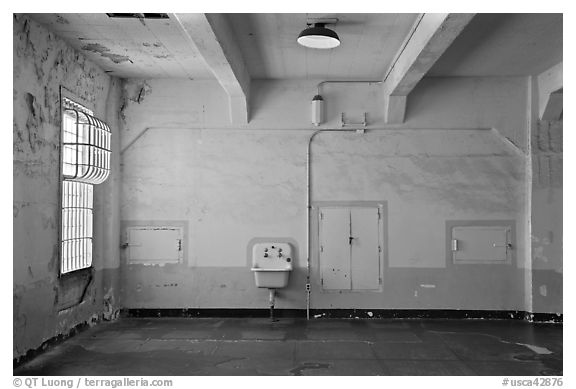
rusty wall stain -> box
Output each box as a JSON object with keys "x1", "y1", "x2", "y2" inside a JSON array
[
  {"x1": 119, "y1": 80, "x2": 153, "y2": 124},
  {"x1": 24, "y1": 93, "x2": 43, "y2": 153}
]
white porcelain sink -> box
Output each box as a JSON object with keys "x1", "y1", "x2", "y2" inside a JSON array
[
  {"x1": 251, "y1": 267, "x2": 292, "y2": 288},
  {"x1": 251, "y1": 243, "x2": 293, "y2": 288}
]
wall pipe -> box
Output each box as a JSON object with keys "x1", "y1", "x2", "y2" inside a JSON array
[
  {"x1": 306, "y1": 128, "x2": 361, "y2": 320},
  {"x1": 306, "y1": 80, "x2": 384, "y2": 319}
]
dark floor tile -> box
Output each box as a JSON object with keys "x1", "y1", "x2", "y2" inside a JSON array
[
  {"x1": 296, "y1": 341, "x2": 374, "y2": 360},
  {"x1": 372, "y1": 331, "x2": 422, "y2": 343},
  {"x1": 160, "y1": 330, "x2": 221, "y2": 340},
  {"x1": 306, "y1": 319, "x2": 353, "y2": 329},
  {"x1": 383, "y1": 360, "x2": 476, "y2": 375},
  {"x1": 15, "y1": 345, "x2": 227, "y2": 376},
  {"x1": 371, "y1": 341, "x2": 459, "y2": 360},
  {"x1": 198, "y1": 357, "x2": 295, "y2": 376},
  {"x1": 78, "y1": 330, "x2": 145, "y2": 340},
  {"x1": 240, "y1": 330, "x2": 287, "y2": 340},
  {"x1": 291, "y1": 359, "x2": 385, "y2": 376},
  {"x1": 367, "y1": 320, "x2": 411, "y2": 330},
  {"x1": 211, "y1": 340, "x2": 295, "y2": 359},
  {"x1": 65, "y1": 339, "x2": 148, "y2": 353},
  {"x1": 440, "y1": 333, "x2": 538, "y2": 361},
  {"x1": 136, "y1": 339, "x2": 218, "y2": 354},
  {"x1": 306, "y1": 329, "x2": 360, "y2": 340},
  {"x1": 466, "y1": 361, "x2": 562, "y2": 376}
]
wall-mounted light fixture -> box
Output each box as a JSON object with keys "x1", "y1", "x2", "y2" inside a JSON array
[
  {"x1": 297, "y1": 22, "x2": 340, "y2": 49},
  {"x1": 311, "y1": 95, "x2": 325, "y2": 126}
]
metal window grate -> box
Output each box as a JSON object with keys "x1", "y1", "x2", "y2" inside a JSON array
[
  {"x1": 60, "y1": 97, "x2": 111, "y2": 275},
  {"x1": 62, "y1": 107, "x2": 111, "y2": 185},
  {"x1": 61, "y1": 181, "x2": 93, "y2": 274}
]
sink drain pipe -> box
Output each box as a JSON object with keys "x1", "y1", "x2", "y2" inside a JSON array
[
  {"x1": 269, "y1": 288, "x2": 277, "y2": 322},
  {"x1": 306, "y1": 128, "x2": 363, "y2": 320}
]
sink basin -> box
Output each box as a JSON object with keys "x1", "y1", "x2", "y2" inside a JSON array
[
  {"x1": 251, "y1": 242, "x2": 293, "y2": 288},
  {"x1": 251, "y1": 267, "x2": 292, "y2": 288}
]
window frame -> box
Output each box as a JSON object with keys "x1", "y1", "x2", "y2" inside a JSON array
[{"x1": 58, "y1": 88, "x2": 97, "y2": 277}]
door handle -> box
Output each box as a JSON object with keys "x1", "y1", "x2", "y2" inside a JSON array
[
  {"x1": 121, "y1": 243, "x2": 141, "y2": 249},
  {"x1": 349, "y1": 236, "x2": 355, "y2": 245},
  {"x1": 493, "y1": 243, "x2": 512, "y2": 249}
]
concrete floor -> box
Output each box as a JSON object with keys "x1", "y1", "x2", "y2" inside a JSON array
[{"x1": 14, "y1": 318, "x2": 562, "y2": 376}]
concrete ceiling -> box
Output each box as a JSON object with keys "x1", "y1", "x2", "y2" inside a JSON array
[
  {"x1": 28, "y1": 13, "x2": 214, "y2": 79},
  {"x1": 429, "y1": 13, "x2": 563, "y2": 77},
  {"x1": 28, "y1": 13, "x2": 563, "y2": 80},
  {"x1": 227, "y1": 13, "x2": 420, "y2": 79}
]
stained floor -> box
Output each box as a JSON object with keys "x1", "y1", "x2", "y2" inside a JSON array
[{"x1": 14, "y1": 318, "x2": 562, "y2": 376}]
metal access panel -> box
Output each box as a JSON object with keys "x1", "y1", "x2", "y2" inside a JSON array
[
  {"x1": 127, "y1": 226, "x2": 183, "y2": 265},
  {"x1": 452, "y1": 225, "x2": 511, "y2": 264},
  {"x1": 319, "y1": 208, "x2": 351, "y2": 290},
  {"x1": 350, "y1": 208, "x2": 381, "y2": 290}
]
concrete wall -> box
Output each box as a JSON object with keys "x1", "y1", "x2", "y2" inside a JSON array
[
  {"x1": 120, "y1": 77, "x2": 531, "y2": 311},
  {"x1": 13, "y1": 14, "x2": 122, "y2": 359},
  {"x1": 531, "y1": 119, "x2": 562, "y2": 314}
]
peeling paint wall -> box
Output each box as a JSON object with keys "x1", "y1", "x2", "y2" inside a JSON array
[
  {"x1": 531, "y1": 119, "x2": 562, "y2": 314},
  {"x1": 13, "y1": 14, "x2": 122, "y2": 359},
  {"x1": 120, "y1": 77, "x2": 529, "y2": 311}
]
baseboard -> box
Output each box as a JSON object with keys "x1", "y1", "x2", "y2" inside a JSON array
[
  {"x1": 123, "y1": 308, "x2": 307, "y2": 318},
  {"x1": 122, "y1": 308, "x2": 563, "y2": 322},
  {"x1": 527, "y1": 312, "x2": 564, "y2": 323}
]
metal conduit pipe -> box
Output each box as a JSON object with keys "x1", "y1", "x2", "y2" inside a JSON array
[
  {"x1": 306, "y1": 128, "x2": 362, "y2": 320},
  {"x1": 316, "y1": 80, "x2": 382, "y2": 96}
]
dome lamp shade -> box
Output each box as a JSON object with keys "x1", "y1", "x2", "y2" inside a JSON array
[{"x1": 297, "y1": 23, "x2": 340, "y2": 49}]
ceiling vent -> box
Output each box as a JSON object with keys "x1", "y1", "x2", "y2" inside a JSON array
[{"x1": 106, "y1": 13, "x2": 169, "y2": 19}]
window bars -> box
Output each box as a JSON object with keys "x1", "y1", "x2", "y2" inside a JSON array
[
  {"x1": 62, "y1": 107, "x2": 111, "y2": 184},
  {"x1": 61, "y1": 181, "x2": 93, "y2": 274},
  {"x1": 60, "y1": 97, "x2": 111, "y2": 275}
]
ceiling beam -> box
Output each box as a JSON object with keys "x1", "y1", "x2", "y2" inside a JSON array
[
  {"x1": 382, "y1": 13, "x2": 475, "y2": 123},
  {"x1": 538, "y1": 62, "x2": 562, "y2": 121},
  {"x1": 172, "y1": 13, "x2": 251, "y2": 124}
]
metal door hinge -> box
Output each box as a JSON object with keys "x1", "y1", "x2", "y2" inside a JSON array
[
  {"x1": 451, "y1": 239, "x2": 458, "y2": 251},
  {"x1": 378, "y1": 245, "x2": 382, "y2": 253}
]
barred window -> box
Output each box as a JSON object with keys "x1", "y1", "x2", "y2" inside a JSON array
[{"x1": 60, "y1": 96, "x2": 111, "y2": 275}]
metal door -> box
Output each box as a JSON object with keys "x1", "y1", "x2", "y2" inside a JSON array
[
  {"x1": 452, "y1": 226, "x2": 510, "y2": 263},
  {"x1": 319, "y1": 208, "x2": 351, "y2": 290},
  {"x1": 350, "y1": 207, "x2": 381, "y2": 290},
  {"x1": 127, "y1": 226, "x2": 183, "y2": 265},
  {"x1": 319, "y1": 206, "x2": 381, "y2": 290}
]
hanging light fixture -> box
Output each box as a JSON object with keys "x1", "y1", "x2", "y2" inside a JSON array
[{"x1": 297, "y1": 23, "x2": 340, "y2": 49}]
